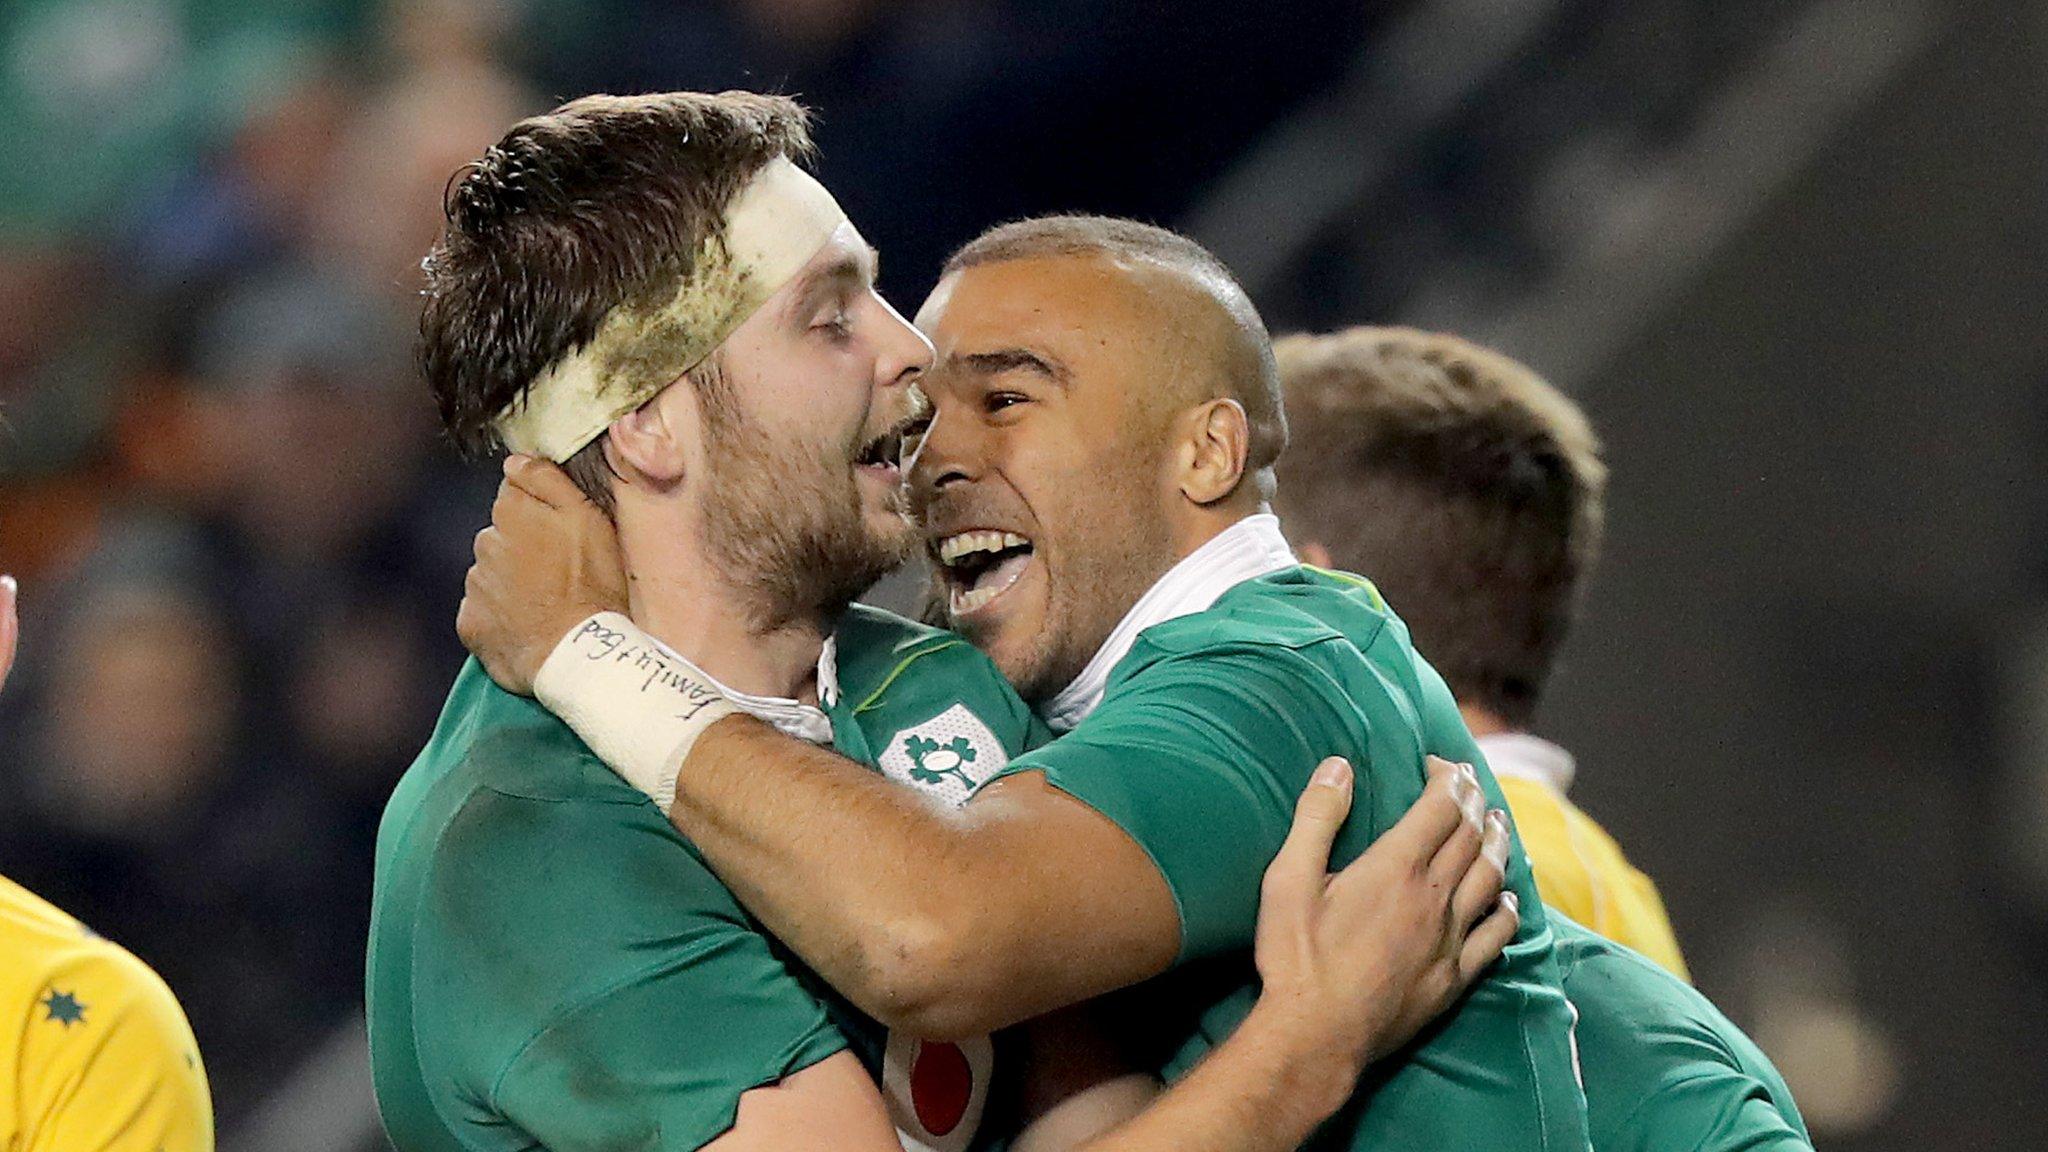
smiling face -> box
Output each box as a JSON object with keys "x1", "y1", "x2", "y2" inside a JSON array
[
  {"x1": 690, "y1": 221, "x2": 935, "y2": 620},
  {"x1": 908, "y1": 254, "x2": 1190, "y2": 701}
]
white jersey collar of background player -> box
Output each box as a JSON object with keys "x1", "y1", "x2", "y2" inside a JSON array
[{"x1": 492, "y1": 157, "x2": 849, "y2": 462}]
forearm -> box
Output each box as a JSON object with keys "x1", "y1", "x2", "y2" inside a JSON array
[
  {"x1": 1074, "y1": 1004, "x2": 1356, "y2": 1152},
  {"x1": 671, "y1": 718, "x2": 1176, "y2": 1036},
  {"x1": 671, "y1": 714, "x2": 999, "y2": 1028},
  {"x1": 530, "y1": 614, "x2": 1178, "y2": 1033}
]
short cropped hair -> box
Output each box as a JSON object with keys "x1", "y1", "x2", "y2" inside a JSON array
[
  {"x1": 1273, "y1": 327, "x2": 1606, "y2": 726},
  {"x1": 944, "y1": 216, "x2": 1286, "y2": 498},
  {"x1": 418, "y1": 91, "x2": 813, "y2": 509}
]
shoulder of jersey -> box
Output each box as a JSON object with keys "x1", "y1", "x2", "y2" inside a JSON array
[
  {"x1": 3, "y1": 880, "x2": 186, "y2": 1023},
  {"x1": 1552, "y1": 916, "x2": 1700, "y2": 1006},
  {"x1": 834, "y1": 604, "x2": 984, "y2": 695},
  {"x1": 442, "y1": 658, "x2": 645, "y2": 806}
]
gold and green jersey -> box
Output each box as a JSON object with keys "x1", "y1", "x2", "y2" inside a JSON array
[
  {"x1": 1494, "y1": 771, "x2": 1691, "y2": 981},
  {"x1": 366, "y1": 605, "x2": 1045, "y2": 1152},
  {"x1": 1555, "y1": 915, "x2": 1809, "y2": 1151},
  {"x1": 0, "y1": 875, "x2": 213, "y2": 1152},
  {"x1": 996, "y1": 566, "x2": 1592, "y2": 1151}
]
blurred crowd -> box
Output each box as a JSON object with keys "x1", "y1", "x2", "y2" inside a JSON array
[
  {"x1": 0, "y1": 0, "x2": 521, "y2": 1122},
  {"x1": 0, "y1": 0, "x2": 1379, "y2": 1128}
]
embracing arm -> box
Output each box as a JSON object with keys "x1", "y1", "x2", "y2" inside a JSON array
[
  {"x1": 457, "y1": 458, "x2": 1175, "y2": 1036},
  {"x1": 664, "y1": 715, "x2": 1178, "y2": 1038},
  {"x1": 656, "y1": 636, "x2": 1403, "y2": 1038},
  {"x1": 455, "y1": 458, "x2": 1455, "y2": 1040}
]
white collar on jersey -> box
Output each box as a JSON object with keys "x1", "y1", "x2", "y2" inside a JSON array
[
  {"x1": 1041, "y1": 512, "x2": 1297, "y2": 733},
  {"x1": 683, "y1": 634, "x2": 839, "y2": 747},
  {"x1": 1475, "y1": 731, "x2": 1577, "y2": 796}
]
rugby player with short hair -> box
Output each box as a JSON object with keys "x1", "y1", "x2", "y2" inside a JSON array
[
  {"x1": 1273, "y1": 328, "x2": 1814, "y2": 1149},
  {"x1": 370, "y1": 92, "x2": 1516, "y2": 1152},
  {"x1": 0, "y1": 576, "x2": 216, "y2": 1152},
  {"x1": 1271, "y1": 326, "x2": 1688, "y2": 978},
  {"x1": 461, "y1": 217, "x2": 1591, "y2": 1150}
]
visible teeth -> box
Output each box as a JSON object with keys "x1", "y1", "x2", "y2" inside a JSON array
[
  {"x1": 937, "y1": 531, "x2": 1030, "y2": 566},
  {"x1": 952, "y1": 584, "x2": 1002, "y2": 614}
]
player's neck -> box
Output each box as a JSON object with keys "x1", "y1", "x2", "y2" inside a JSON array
[
  {"x1": 1165, "y1": 493, "x2": 1269, "y2": 564},
  {"x1": 1459, "y1": 703, "x2": 1517, "y2": 739},
  {"x1": 615, "y1": 508, "x2": 828, "y2": 704}
]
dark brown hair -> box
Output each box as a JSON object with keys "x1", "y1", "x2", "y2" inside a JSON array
[
  {"x1": 943, "y1": 215, "x2": 1287, "y2": 498},
  {"x1": 1273, "y1": 327, "x2": 1606, "y2": 726},
  {"x1": 418, "y1": 91, "x2": 814, "y2": 508}
]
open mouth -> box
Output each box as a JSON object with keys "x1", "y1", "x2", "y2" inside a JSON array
[
  {"x1": 854, "y1": 423, "x2": 908, "y2": 479},
  {"x1": 856, "y1": 427, "x2": 904, "y2": 469},
  {"x1": 935, "y1": 530, "x2": 1035, "y2": 616}
]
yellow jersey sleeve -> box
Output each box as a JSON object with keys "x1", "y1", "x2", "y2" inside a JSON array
[
  {"x1": 5, "y1": 919, "x2": 213, "y2": 1152},
  {"x1": 1496, "y1": 774, "x2": 1692, "y2": 982}
]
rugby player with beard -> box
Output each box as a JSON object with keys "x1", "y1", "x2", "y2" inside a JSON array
[{"x1": 370, "y1": 94, "x2": 1515, "y2": 1152}]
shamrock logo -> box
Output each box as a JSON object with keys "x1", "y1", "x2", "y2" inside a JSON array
[{"x1": 905, "y1": 734, "x2": 980, "y2": 790}]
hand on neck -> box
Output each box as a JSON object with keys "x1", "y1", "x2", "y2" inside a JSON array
[{"x1": 614, "y1": 493, "x2": 831, "y2": 704}]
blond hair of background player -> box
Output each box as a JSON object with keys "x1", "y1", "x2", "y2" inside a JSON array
[{"x1": 1273, "y1": 325, "x2": 1689, "y2": 979}]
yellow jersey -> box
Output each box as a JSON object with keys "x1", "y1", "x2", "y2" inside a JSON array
[
  {"x1": 0, "y1": 875, "x2": 213, "y2": 1152},
  {"x1": 1479, "y1": 733, "x2": 1692, "y2": 981}
]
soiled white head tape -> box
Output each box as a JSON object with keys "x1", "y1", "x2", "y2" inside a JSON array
[{"x1": 494, "y1": 157, "x2": 850, "y2": 461}]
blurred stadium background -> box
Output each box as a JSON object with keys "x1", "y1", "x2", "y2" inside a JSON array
[{"x1": 0, "y1": 0, "x2": 2039, "y2": 1148}]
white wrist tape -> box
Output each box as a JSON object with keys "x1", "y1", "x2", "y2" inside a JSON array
[{"x1": 533, "y1": 612, "x2": 741, "y2": 812}]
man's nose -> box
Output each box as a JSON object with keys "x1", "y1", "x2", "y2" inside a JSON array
[
  {"x1": 873, "y1": 295, "x2": 935, "y2": 393},
  {"x1": 907, "y1": 395, "x2": 978, "y2": 500}
]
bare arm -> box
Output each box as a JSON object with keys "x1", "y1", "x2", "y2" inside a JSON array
[
  {"x1": 670, "y1": 714, "x2": 1178, "y2": 1037},
  {"x1": 459, "y1": 460, "x2": 1176, "y2": 1036},
  {"x1": 704, "y1": 1052, "x2": 905, "y2": 1152},
  {"x1": 457, "y1": 460, "x2": 1494, "y2": 1041},
  {"x1": 718, "y1": 757, "x2": 1522, "y2": 1152}
]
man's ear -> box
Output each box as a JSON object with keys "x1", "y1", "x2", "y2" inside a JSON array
[
  {"x1": 1177, "y1": 398, "x2": 1251, "y2": 506},
  {"x1": 1299, "y1": 540, "x2": 1334, "y2": 568},
  {"x1": 605, "y1": 386, "x2": 694, "y2": 488}
]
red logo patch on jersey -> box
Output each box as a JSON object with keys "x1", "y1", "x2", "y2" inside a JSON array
[
  {"x1": 910, "y1": 1041, "x2": 973, "y2": 1135},
  {"x1": 883, "y1": 1030, "x2": 993, "y2": 1152}
]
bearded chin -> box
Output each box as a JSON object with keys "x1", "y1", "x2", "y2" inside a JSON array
[{"x1": 700, "y1": 427, "x2": 912, "y2": 630}]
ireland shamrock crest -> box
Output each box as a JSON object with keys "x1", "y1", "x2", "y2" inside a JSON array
[
  {"x1": 880, "y1": 705, "x2": 1009, "y2": 806},
  {"x1": 905, "y1": 734, "x2": 980, "y2": 790}
]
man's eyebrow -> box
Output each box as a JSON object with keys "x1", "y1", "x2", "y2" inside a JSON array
[
  {"x1": 783, "y1": 246, "x2": 876, "y2": 319},
  {"x1": 959, "y1": 348, "x2": 1068, "y2": 385}
]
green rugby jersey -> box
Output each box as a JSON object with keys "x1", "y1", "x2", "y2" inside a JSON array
[
  {"x1": 1556, "y1": 916, "x2": 1810, "y2": 1152},
  {"x1": 997, "y1": 565, "x2": 1591, "y2": 1151},
  {"x1": 367, "y1": 605, "x2": 1044, "y2": 1152}
]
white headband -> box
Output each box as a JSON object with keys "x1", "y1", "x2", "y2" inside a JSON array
[{"x1": 493, "y1": 157, "x2": 850, "y2": 461}]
